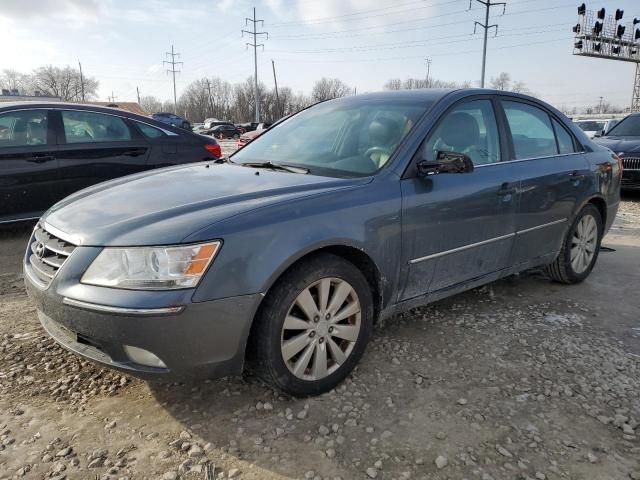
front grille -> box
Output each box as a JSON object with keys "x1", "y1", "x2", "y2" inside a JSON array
[
  {"x1": 621, "y1": 156, "x2": 640, "y2": 170},
  {"x1": 27, "y1": 224, "x2": 76, "y2": 287}
]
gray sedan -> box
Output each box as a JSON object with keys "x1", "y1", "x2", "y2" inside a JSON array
[{"x1": 24, "y1": 89, "x2": 622, "y2": 396}]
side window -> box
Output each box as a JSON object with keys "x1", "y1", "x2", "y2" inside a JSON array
[
  {"x1": 136, "y1": 122, "x2": 165, "y2": 139},
  {"x1": 0, "y1": 110, "x2": 48, "y2": 147},
  {"x1": 552, "y1": 118, "x2": 576, "y2": 154},
  {"x1": 422, "y1": 99, "x2": 500, "y2": 166},
  {"x1": 503, "y1": 101, "x2": 558, "y2": 159},
  {"x1": 61, "y1": 110, "x2": 132, "y2": 144}
]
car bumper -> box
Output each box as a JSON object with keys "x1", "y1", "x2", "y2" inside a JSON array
[
  {"x1": 24, "y1": 255, "x2": 262, "y2": 380},
  {"x1": 621, "y1": 169, "x2": 640, "y2": 190}
]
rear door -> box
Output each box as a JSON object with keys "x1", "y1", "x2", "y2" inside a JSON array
[
  {"x1": 0, "y1": 108, "x2": 59, "y2": 222},
  {"x1": 53, "y1": 109, "x2": 151, "y2": 198},
  {"x1": 498, "y1": 98, "x2": 591, "y2": 265}
]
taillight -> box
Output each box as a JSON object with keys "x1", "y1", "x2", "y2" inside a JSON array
[{"x1": 204, "y1": 143, "x2": 221, "y2": 159}]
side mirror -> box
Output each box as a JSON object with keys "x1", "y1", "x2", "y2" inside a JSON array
[
  {"x1": 595, "y1": 131, "x2": 603, "y2": 138},
  {"x1": 417, "y1": 151, "x2": 474, "y2": 176}
]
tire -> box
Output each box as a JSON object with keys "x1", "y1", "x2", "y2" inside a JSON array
[
  {"x1": 181, "y1": 122, "x2": 190, "y2": 130},
  {"x1": 249, "y1": 253, "x2": 374, "y2": 397},
  {"x1": 545, "y1": 204, "x2": 603, "y2": 284}
]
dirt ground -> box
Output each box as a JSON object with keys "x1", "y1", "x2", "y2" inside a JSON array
[{"x1": 0, "y1": 193, "x2": 639, "y2": 480}]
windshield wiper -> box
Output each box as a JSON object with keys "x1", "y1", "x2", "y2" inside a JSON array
[{"x1": 241, "y1": 161, "x2": 309, "y2": 174}]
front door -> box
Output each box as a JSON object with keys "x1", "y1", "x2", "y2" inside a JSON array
[
  {"x1": 400, "y1": 97, "x2": 519, "y2": 300},
  {"x1": 0, "y1": 108, "x2": 60, "y2": 222},
  {"x1": 52, "y1": 109, "x2": 151, "y2": 199}
]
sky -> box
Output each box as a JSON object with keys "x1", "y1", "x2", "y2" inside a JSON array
[{"x1": 1, "y1": 0, "x2": 639, "y2": 111}]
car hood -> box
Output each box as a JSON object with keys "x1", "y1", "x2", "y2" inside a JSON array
[
  {"x1": 44, "y1": 162, "x2": 370, "y2": 246},
  {"x1": 593, "y1": 136, "x2": 640, "y2": 154}
]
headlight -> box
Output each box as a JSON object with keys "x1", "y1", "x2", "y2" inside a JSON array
[{"x1": 81, "y1": 242, "x2": 221, "y2": 290}]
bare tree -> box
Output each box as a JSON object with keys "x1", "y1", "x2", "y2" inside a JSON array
[
  {"x1": 30, "y1": 65, "x2": 98, "y2": 101},
  {"x1": 0, "y1": 69, "x2": 30, "y2": 94},
  {"x1": 490, "y1": 72, "x2": 511, "y2": 91},
  {"x1": 383, "y1": 77, "x2": 468, "y2": 90},
  {"x1": 311, "y1": 77, "x2": 351, "y2": 102},
  {"x1": 139, "y1": 95, "x2": 163, "y2": 114}
]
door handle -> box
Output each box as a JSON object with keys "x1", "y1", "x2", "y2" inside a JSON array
[
  {"x1": 569, "y1": 170, "x2": 585, "y2": 179},
  {"x1": 497, "y1": 183, "x2": 517, "y2": 196},
  {"x1": 26, "y1": 154, "x2": 55, "y2": 163},
  {"x1": 123, "y1": 149, "x2": 146, "y2": 157}
]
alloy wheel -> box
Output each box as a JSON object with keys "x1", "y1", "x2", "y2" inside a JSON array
[
  {"x1": 570, "y1": 214, "x2": 598, "y2": 274},
  {"x1": 280, "y1": 277, "x2": 361, "y2": 381}
]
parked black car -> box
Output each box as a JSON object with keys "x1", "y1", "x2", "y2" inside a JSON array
[
  {"x1": 594, "y1": 112, "x2": 640, "y2": 190},
  {"x1": 207, "y1": 124, "x2": 242, "y2": 139},
  {"x1": 0, "y1": 102, "x2": 222, "y2": 223}
]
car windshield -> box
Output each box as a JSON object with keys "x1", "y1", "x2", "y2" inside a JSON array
[
  {"x1": 606, "y1": 115, "x2": 640, "y2": 136},
  {"x1": 231, "y1": 99, "x2": 431, "y2": 177},
  {"x1": 576, "y1": 121, "x2": 605, "y2": 131}
]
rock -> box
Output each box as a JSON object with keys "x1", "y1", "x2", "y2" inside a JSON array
[
  {"x1": 380, "y1": 430, "x2": 392, "y2": 440},
  {"x1": 629, "y1": 472, "x2": 640, "y2": 480},
  {"x1": 162, "y1": 472, "x2": 178, "y2": 480},
  {"x1": 326, "y1": 448, "x2": 336, "y2": 458},
  {"x1": 457, "y1": 398, "x2": 468, "y2": 405},
  {"x1": 105, "y1": 421, "x2": 116, "y2": 430},
  {"x1": 435, "y1": 431, "x2": 447, "y2": 440},
  {"x1": 55, "y1": 447, "x2": 72, "y2": 457},
  {"x1": 366, "y1": 467, "x2": 378, "y2": 478},
  {"x1": 435, "y1": 455, "x2": 448, "y2": 469},
  {"x1": 228, "y1": 468, "x2": 241, "y2": 478},
  {"x1": 622, "y1": 424, "x2": 635, "y2": 435},
  {"x1": 496, "y1": 444, "x2": 513, "y2": 458},
  {"x1": 188, "y1": 445, "x2": 203, "y2": 457},
  {"x1": 587, "y1": 452, "x2": 599, "y2": 464},
  {"x1": 319, "y1": 425, "x2": 330, "y2": 435},
  {"x1": 88, "y1": 457, "x2": 105, "y2": 468},
  {"x1": 297, "y1": 409, "x2": 308, "y2": 420},
  {"x1": 535, "y1": 473, "x2": 546, "y2": 480}
]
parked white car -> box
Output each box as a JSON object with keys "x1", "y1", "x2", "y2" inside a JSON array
[{"x1": 574, "y1": 118, "x2": 619, "y2": 138}]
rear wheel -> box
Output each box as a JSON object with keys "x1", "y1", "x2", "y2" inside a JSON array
[
  {"x1": 250, "y1": 253, "x2": 373, "y2": 396},
  {"x1": 545, "y1": 204, "x2": 603, "y2": 284}
]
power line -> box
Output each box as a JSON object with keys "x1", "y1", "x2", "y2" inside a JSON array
[
  {"x1": 242, "y1": 7, "x2": 268, "y2": 123},
  {"x1": 163, "y1": 44, "x2": 183, "y2": 114},
  {"x1": 472, "y1": 0, "x2": 507, "y2": 88}
]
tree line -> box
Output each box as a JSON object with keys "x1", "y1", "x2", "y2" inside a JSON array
[{"x1": 0, "y1": 66, "x2": 99, "y2": 102}]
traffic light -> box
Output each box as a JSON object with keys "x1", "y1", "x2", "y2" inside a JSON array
[
  {"x1": 617, "y1": 25, "x2": 626, "y2": 38},
  {"x1": 593, "y1": 21, "x2": 603, "y2": 35},
  {"x1": 594, "y1": 43, "x2": 602, "y2": 52},
  {"x1": 597, "y1": 8, "x2": 606, "y2": 20},
  {"x1": 577, "y1": 3, "x2": 586, "y2": 15},
  {"x1": 574, "y1": 40, "x2": 584, "y2": 49},
  {"x1": 573, "y1": 23, "x2": 581, "y2": 33},
  {"x1": 636, "y1": 29, "x2": 640, "y2": 40},
  {"x1": 615, "y1": 9, "x2": 624, "y2": 21},
  {"x1": 612, "y1": 46, "x2": 621, "y2": 54}
]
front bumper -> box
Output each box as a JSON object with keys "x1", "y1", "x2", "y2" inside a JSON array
[
  {"x1": 621, "y1": 169, "x2": 640, "y2": 190},
  {"x1": 24, "y1": 239, "x2": 262, "y2": 380}
]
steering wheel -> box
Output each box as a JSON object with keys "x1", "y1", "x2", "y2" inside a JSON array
[{"x1": 364, "y1": 146, "x2": 393, "y2": 159}]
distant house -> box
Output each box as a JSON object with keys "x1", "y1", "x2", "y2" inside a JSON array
[
  {"x1": 86, "y1": 102, "x2": 149, "y2": 116},
  {"x1": 0, "y1": 90, "x2": 62, "y2": 102}
]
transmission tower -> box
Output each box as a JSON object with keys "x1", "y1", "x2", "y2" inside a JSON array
[
  {"x1": 242, "y1": 8, "x2": 268, "y2": 123},
  {"x1": 164, "y1": 44, "x2": 183, "y2": 114},
  {"x1": 471, "y1": 0, "x2": 506, "y2": 88}
]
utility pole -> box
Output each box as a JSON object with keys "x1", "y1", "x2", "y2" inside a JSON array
[
  {"x1": 164, "y1": 44, "x2": 183, "y2": 114},
  {"x1": 136, "y1": 86, "x2": 141, "y2": 104},
  {"x1": 272, "y1": 60, "x2": 280, "y2": 119},
  {"x1": 108, "y1": 91, "x2": 117, "y2": 103},
  {"x1": 78, "y1": 60, "x2": 85, "y2": 102},
  {"x1": 205, "y1": 78, "x2": 215, "y2": 116},
  {"x1": 598, "y1": 96, "x2": 604, "y2": 114},
  {"x1": 472, "y1": 0, "x2": 506, "y2": 88},
  {"x1": 242, "y1": 8, "x2": 268, "y2": 123},
  {"x1": 425, "y1": 57, "x2": 432, "y2": 88}
]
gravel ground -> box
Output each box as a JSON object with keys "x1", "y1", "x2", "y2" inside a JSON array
[{"x1": 0, "y1": 194, "x2": 639, "y2": 480}]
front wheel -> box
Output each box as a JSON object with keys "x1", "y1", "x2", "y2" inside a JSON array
[
  {"x1": 249, "y1": 253, "x2": 373, "y2": 396},
  {"x1": 545, "y1": 204, "x2": 603, "y2": 284}
]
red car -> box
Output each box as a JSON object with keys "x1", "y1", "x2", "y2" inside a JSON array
[{"x1": 236, "y1": 128, "x2": 265, "y2": 149}]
